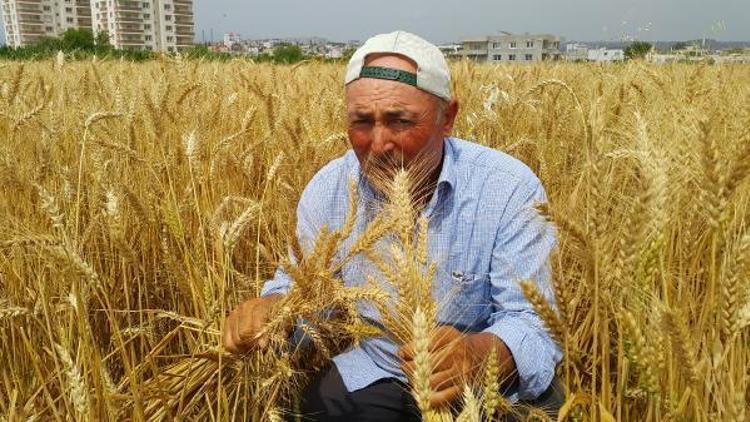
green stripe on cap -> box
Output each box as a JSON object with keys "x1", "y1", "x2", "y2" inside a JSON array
[{"x1": 359, "y1": 66, "x2": 417, "y2": 87}]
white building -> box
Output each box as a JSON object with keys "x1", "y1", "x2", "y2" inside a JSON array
[
  {"x1": 587, "y1": 48, "x2": 624, "y2": 63},
  {"x1": 713, "y1": 53, "x2": 750, "y2": 64},
  {"x1": 564, "y1": 43, "x2": 589, "y2": 61},
  {"x1": 1, "y1": 0, "x2": 92, "y2": 48},
  {"x1": 461, "y1": 32, "x2": 564, "y2": 63},
  {"x1": 91, "y1": 0, "x2": 194, "y2": 52},
  {"x1": 223, "y1": 31, "x2": 240, "y2": 49},
  {"x1": 1, "y1": 0, "x2": 193, "y2": 51},
  {"x1": 325, "y1": 45, "x2": 344, "y2": 59},
  {"x1": 438, "y1": 43, "x2": 462, "y2": 58}
]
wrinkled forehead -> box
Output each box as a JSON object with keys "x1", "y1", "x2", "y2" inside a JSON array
[{"x1": 344, "y1": 75, "x2": 430, "y2": 112}]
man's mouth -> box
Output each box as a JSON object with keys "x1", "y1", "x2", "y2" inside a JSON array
[
  {"x1": 360, "y1": 154, "x2": 406, "y2": 195},
  {"x1": 359, "y1": 150, "x2": 439, "y2": 203}
]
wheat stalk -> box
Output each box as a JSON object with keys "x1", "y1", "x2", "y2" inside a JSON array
[
  {"x1": 520, "y1": 280, "x2": 565, "y2": 346},
  {"x1": 54, "y1": 343, "x2": 90, "y2": 419},
  {"x1": 412, "y1": 307, "x2": 436, "y2": 418}
]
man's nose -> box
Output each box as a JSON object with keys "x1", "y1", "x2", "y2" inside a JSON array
[{"x1": 370, "y1": 123, "x2": 394, "y2": 155}]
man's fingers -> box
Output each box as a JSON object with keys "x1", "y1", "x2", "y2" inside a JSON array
[
  {"x1": 237, "y1": 312, "x2": 257, "y2": 343},
  {"x1": 401, "y1": 327, "x2": 460, "y2": 359},
  {"x1": 400, "y1": 330, "x2": 451, "y2": 360},
  {"x1": 233, "y1": 312, "x2": 251, "y2": 352},
  {"x1": 429, "y1": 326, "x2": 460, "y2": 352},
  {"x1": 429, "y1": 385, "x2": 461, "y2": 408},
  {"x1": 224, "y1": 296, "x2": 285, "y2": 355},
  {"x1": 400, "y1": 340, "x2": 457, "y2": 376},
  {"x1": 256, "y1": 333, "x2": 269, "y2": 349},
  {"x1": 401, "y1": 359, "x2": 415, "y2": 379},
  {"x1": 234, "y1": 303, "x2": 263, "y2": 352},
  {"x1": 223, "y1": 313, "x2": 239, "y2": 353},
  {"x1": 430, "y1": 350, "x2": 454, "y2": 373},
  {"x1": 399, "y1": 342, "x2": 415, "y2": 361},
  {"x1": 429, "y1": 368, "x2": 457, "y2": 392}
]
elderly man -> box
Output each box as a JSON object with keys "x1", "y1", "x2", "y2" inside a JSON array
[{"x1": 224, "y1": 31, "x2": 564, "y2": 420}]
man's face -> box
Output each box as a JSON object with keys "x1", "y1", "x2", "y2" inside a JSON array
[{"x1": 345, "y1": 54, "x2": 457, "y2": 190}]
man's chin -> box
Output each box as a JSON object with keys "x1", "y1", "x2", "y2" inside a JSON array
[{"x1": 360, "y1": 165, "x2": 399, "y2": 196}]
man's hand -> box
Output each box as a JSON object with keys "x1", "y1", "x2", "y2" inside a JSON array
[
  {"x1": 223, "y1": 294, "x2": 284, "y2": 354},
  {"x1": 398, "y1": 326, "x2": 515, "y2": 408}
]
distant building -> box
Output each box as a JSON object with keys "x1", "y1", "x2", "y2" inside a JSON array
[
  {"x1": 438, "y1": 43, "x2": 462, "y2": 58},
  {"x1": 1, "y1": 0, "x2": 92, "y2": 48},
  {"x1": 325, "y1": 44, "x2": 345, "y2": 59},
  {"x1": 680, "y1": 44, "x2": 709, "y2": 56},
  {"x1": 460, "y1": 32, "x2": 564, "y2": 63},
  {"x1": 587, "y1": 48, "x2": 624, "y2": 63},
  {"x1": 1, "y1": 0, "x2": 194, "y2": 52},
  {"x1": 91, "y1": 0, "x2": 195, "y2": 52},
  {"x1": 646, "y1": 52, "x2": 679, "y2": 64},
  {"x1": 647, "y1": 49, "x2": 750, "y2": 64},
  {"x1": 224, "y1": 32, "x2": 240, "y2": 49},
  {"x1": 713, "y1": 53, "x2": 750, "y2": 64},
  {"x1": 564, "y1": 43, "x2": 589, "y2": 61},
  {"x1": 564, "y1": 44, "x2": 624, "y2": 63},
  {"x1": 262, "y1": 39, "x2": 280, "y2": 49}
]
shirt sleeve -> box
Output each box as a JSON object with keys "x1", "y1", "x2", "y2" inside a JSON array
[
  {"x1": 481, "y1": 178, "x2": 563, "y2": 400},
  {"x1": 259, "y1": 169, "x2": 331, "y2": 298}
]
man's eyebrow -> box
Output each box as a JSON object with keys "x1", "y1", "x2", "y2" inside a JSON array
[
  {"x1": 383, "y1": 109, "x2": 416, "y2": 119},
  {"x1": 347, "y1": 108, "x2": 417, "y2": 119},
  {"x1": 348, "y1": 110, "x2": 373, "y2": 119}
]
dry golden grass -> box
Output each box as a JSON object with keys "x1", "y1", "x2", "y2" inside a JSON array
[{"x1": 0, "y1": 57, "x2": 749, "y2": 421}]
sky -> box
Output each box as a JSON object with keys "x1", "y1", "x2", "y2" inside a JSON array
[{"x1": 2, "y1": 0, "x2": 749, "y2": 46}]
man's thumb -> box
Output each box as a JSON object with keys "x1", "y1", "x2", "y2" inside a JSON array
[{"x1": 257, "y1": 335, "x2": 269, "y2": 349}]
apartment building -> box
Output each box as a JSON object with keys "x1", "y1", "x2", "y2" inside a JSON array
[
  {"x1": 1, "y1": 0, "x2": 92, "y2": 48},
  {"x1": 461, "y1": 32, "x2": 564, "y2": 63},
  {"x1": 587, "y1": 48, "x2": 624, "y2": 63},
  {"x1": 1, "y1": 0, "x2": 193, "y2": 51},
  {"x1": 91, "y1": 0, "x2": 193, "y2": 51},
  {"x1": 565, "y1": 42, "x2": 589, "y2": 61},
  {"x1": 564, "y1": 43, "x2": 625, "y2": 63}
]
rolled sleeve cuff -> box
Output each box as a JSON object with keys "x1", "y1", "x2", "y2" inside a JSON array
[
  {"x1": 259, "y1": 273, "x2": 291, "y2": 297},
  {"x1": 482, "y1": 318, "x2": 557, "y2": 401}
]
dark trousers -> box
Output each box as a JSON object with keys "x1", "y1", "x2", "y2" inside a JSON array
[{"x1": 293, "y1": 365, "x2": 565, "y2": 421}]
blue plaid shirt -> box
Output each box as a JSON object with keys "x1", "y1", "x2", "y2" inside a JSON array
[{"x1": 261, "y1": 137, "x2": 562, "y2": 401}]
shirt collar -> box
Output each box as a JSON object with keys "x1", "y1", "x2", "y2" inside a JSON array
[
  {"x1": 424, "y1": 137, "x2": 456, "y2": 215},
  {"x1": 435, "y1": 137, "x2": 457, "y2": 194}
]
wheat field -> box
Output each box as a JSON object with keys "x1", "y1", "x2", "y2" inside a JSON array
[{"x1": 0, "y1": 57, "x2": 749, "y2": 421}]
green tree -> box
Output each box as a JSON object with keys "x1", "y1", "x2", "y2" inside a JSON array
[
  {"x1": 624, "y1": 41, "x2": 653, "y2": 60},
  {"x1": 33, "y1": 36, "x2": 64, "y2": 51},
  {"x1": 95, "y1": 30, "x2": 111, "y2": 47},
  {"x1": 340, "y1": 47, "x2": 356, "y2": 62},
  {"x1": 61, "y1": 28, "x2": 95, "y2": 50},
  {"x1": 672, "y1": 41, "x2": 689, "y2": 51},
  {"x1": 272, "y1": 44, "x2": 304, "y2": 64}
]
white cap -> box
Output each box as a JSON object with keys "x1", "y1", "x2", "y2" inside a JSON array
[{"x1": 345, "y1": 30, "x2": 452, "y2": 101}]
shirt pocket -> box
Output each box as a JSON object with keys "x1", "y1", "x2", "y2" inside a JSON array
[{"x1": 435, "y1": 270, "x2": 492, "y2": 329}]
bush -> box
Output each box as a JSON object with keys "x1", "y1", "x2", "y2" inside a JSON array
[{"x1": 624, "y1": 41, "x2": 653, "y2": 60}]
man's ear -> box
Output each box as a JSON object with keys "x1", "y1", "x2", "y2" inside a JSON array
[{"x1": 441, "y1": 99, "x2": 459, "y2": 137}]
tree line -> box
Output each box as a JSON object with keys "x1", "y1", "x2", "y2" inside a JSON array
[{"x1": 0, "y1": 28, "x2": 355, "y2": 63}]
